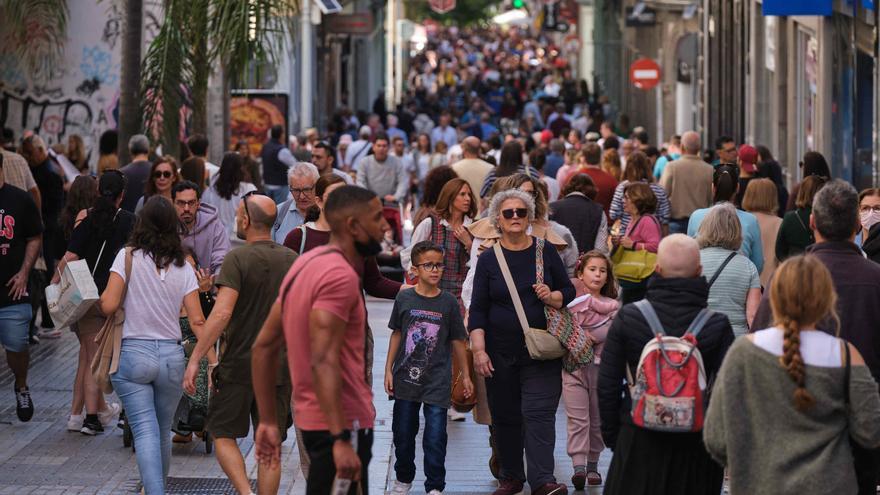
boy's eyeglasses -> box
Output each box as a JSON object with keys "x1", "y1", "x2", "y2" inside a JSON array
[
  {"x1": 415, "y1": 262, "x2": 445, "y2": 271},
  {"x1": 501, "y1": 208, "x2": 528, "y2": 219}
]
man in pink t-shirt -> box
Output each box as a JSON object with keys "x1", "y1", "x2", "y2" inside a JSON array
[{"x1": 251, "y1": 185, "x2": 390, "y2": 494}]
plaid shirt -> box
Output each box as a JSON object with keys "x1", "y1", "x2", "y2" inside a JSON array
[{"x1": 1, "y1": 150, "x2": 36, "y2": 192}]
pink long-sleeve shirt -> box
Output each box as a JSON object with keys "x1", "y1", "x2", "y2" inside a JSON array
[
  {"x1": 568, "y1": 291, "x2": 620, "y2": 363},
  {"x1": 624, "y1": 214, "x2": 662, "y2": 253}
]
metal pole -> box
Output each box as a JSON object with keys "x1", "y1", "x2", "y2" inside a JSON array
[
  {"x1": 386, "y1": 0, "x2": 395, "y2": 109},
  {"x1": 300, "y1": 0, "x2": 314, "y2": 131},
  {"x1": 656, "y1": 49, "x2": 664, "y2": 147},
  {"x1": 875, "y1": 0, "x2": 879, "y2": 186}
]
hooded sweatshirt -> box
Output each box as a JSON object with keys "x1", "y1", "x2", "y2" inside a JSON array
[{"x1": 181, "y1": 203, "x2": 230, "y2": 275}]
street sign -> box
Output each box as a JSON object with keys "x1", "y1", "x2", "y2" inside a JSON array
[
  {"x1": 629, "y1": 58, "x2": 661, "y2": 90},
  {"x1": 314, "y1": 0, "x2": 342, "y2": 15},
  {"x1": 430, "y1": 0, "x2": 456, "y2": 14}
]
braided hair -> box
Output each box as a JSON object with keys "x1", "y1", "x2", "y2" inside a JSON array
[{"x1": 770, "y1": 255, "x2": 839, "y2": 412}]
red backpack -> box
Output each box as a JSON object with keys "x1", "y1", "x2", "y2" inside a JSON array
[{"x1": 626, "y1": 300, "x2": 714, "y2": 432}]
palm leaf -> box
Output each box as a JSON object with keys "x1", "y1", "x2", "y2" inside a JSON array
[{"x1": 0, "y1": 0, "x2": 69, "y2": 82}]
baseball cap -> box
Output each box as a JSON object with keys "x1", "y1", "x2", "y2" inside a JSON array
[
  {"x1": 738, "y1": 144, "x2": 759, "y2": 173},
  {"x1": 540, "y1": 129, "x2": 553, "y2": 144},
  {"x1": 359, "y1": 125, "x2": 372, "y2": 138}
]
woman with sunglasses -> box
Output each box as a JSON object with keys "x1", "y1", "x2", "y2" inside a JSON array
[
  {"x1": 135, "y1": 156, "x2": 180, "y2": 213},
  {"x1": 201, "y1": 152, "x2": 257, "y2": 243},
  {"x1": 469, "y1": 188, "x2": 575, "y2": 495}
]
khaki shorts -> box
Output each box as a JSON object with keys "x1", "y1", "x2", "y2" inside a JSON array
[{"x1": 207, "y1": 380, "x2": 291, "y2": 440}]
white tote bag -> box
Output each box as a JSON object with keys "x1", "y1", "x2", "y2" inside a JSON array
[{"x1": 46, "y1": 259, "x2": 100, "y2": 328}]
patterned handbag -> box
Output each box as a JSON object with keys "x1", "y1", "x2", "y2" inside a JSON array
[{"x1": 535, "y1": 238, "x2": 594, "y2": 371}]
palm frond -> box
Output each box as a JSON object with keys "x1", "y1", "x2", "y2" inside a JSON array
[{"x1": 0, "y1": 0, "x2": 69, "y2": 82}]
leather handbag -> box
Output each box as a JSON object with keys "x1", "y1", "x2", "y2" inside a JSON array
[
  {"x1": 451, "y1": 349, "x2": 477, "y2": 412},
  {"x1": 611, "y1": 215, "x2": 659, "y2": 283},
  {"x1": 494, "y1": 242, "x2": 567, "y2": 360},
  {"x1": 91, "y1": 247, "x2": 132, "y2": 394}
]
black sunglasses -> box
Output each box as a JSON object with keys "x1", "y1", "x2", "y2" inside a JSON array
[
  {"x1": 501, "y1": 208, "x2": 528, "y2": 219},
  {"x1": 153, "y1": 170, "x2": 173, "y2": 179},
  {"x1": 242, "y1": 190, "x2": 260, "y2": 220}
]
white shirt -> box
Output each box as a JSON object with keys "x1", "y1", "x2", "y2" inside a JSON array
[
  {"x1": 205, "y1": 160, "x2": 220, "y2": 181},
  {"x1": 541, "y1": 176, "x2": 560, "y2": 202},
  {"x1": 110, "y1": 249, "x2": 198, "y2": 340},
  {"x1": 344, "y1": 140, "x2": 372, "y2": 171},
  {"x1": 753, "y1": 327, "x2": 842, "y2": 367},
  {"x1": 200, "y1": 180, "x2": 257, "y2": 241}
]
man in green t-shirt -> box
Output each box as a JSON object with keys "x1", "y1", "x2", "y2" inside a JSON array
[{"x1": 184, "y1": 193, "x2": 297, "y2": 495}]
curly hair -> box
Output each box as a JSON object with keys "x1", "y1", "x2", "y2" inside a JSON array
[
  {"x1": 770, "y1": 255, "x2": 839, "y2": 411},
  {"x1": 128, "y1": 196, "x2": 186, "y2": 269},
  {"x1": 488, "y1": 189, "x2": 536, "y2": 230}
]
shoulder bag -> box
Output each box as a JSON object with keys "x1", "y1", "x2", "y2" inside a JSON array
[
  {"x1": 494, "y1": 240, "x2": 567, "y2": 360},
  {"x1": 91, "y1": 246, "x2": 133, "y2": 394},
  {"x1": 707, "y1": 252, "x2": 737, "y2": 288},
  {"x1": 611, "y1": 215, "x2": 659, "y2": 283}
]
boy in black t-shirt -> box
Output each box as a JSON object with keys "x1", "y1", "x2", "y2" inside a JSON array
[
  {"x1": 385, "y1": 241, "x2": 473, "y2": 495},
  {"x1": 0, "y1": 153, "x2": 43, "y2": 422}
]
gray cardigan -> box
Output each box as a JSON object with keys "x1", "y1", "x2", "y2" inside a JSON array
[{"x1": 703, "y1": 337, "x2": 880, "y2": 495}]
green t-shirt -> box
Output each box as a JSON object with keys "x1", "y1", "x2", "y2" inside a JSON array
[{"x1": 215, "y1": 240, "x2": 298, "y2": 384}]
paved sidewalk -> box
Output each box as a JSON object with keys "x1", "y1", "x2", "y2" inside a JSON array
[{"x1": 0, "y1": 299, "x2": 610, "y2": 494}]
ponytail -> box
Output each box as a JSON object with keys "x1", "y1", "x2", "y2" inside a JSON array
[
  {"x1": 781, "y1": 318, "x2": 815, "y2": 411},
  {"x1": 713, "y1": 164, "x2": 739, "y2": 203}
]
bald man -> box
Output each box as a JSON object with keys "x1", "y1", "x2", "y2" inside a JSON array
[
  {"x1": 452, "y1": 136, "x2": 493, "y2": 204},
  {"x1": 596, "y1": 233, "x2": 734, "y2": 493},
  {"x1": 184, "y1": 193, "x2": 298, "y2": 495},
  {"x1": 659, "y1": 131, "x2": 714, "y2": 234}
]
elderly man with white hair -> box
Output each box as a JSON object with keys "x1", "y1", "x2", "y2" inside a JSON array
[
  {"x1": 272, "y1": 161, "x2": 320, "y2": 243},
  {"x1": 659, "y1": 131, "x2": 714, "y2": 235},
  {"x1": 597, "y1": 233, "x2": 734, "y2": 495}
]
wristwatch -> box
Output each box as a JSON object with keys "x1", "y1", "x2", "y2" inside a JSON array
[{"x1": 330, "y1": 430, "x2": 352, "y2": 443}]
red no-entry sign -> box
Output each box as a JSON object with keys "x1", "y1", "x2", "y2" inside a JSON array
[
  {"x1": 430, "y1": 0, "x2": 456, "y2": 14},
  {"x1": 630, "y1": 58, "x2": 661, "y2": 90}
]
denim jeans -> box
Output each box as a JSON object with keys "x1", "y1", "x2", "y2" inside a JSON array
[
  {"x1": 264, "y1": 184, "x2": 290, "y2": 204},
  {"x1": 111, "y1": 339, "x2": 185, "y2": 495},
  {"x1": 392, "y1": 399, "x2": 448, "y2": 492},
  {"x1": 668, "y1": 218, "x2": 690, "y2": 235}
]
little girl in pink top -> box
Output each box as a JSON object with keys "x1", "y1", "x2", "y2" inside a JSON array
[{"x1": 564, "y1": 251, "x2": 620, "y2": 490}]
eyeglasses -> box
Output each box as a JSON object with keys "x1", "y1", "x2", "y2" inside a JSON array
[
  {"x1": 153, "y1": 170, "x2": 173, "y2": 179},
  {"x1": 289, "y1": 186, "x2": 315, "y2": 197},
  {"x1": 860, "y1": 205, "x2": 880, "y2": 213},
  {"x1": 415, "y1": 262, "x2": 445, "y2": 271},
  {"x1": 501, "y1": 208, "x2": 528, "y2": 219},
  {"x1": 242, "y1": 190, "x2": 259, "y2": 220},
  {"x1": 175, "y1": 199, "x2": 198, "y2": 209}
]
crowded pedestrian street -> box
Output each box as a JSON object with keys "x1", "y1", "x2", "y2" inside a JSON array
[
  {"x1": 0, "y1": 300, "x2": 610, "y2": 494},
  {"x1": 4, "y1": 1, "x2": 880, "y2": 495}
]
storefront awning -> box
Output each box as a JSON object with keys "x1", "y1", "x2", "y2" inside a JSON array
[{"x1": 762, "y1": 0, "x2": 831, "y2": 16}]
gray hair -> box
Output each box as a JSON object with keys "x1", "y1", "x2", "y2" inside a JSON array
[
  {"x1": 288, "y1": 161, "x2": 319, "y2": 182},
  {"x1": 488, "y1": 189, "x2": 536, "y2": 229},
  {"x1": 681, "y1": 131, "x2": 701, "y2": 154},
  {"x1": 813, "y1": 179, "x2": 858, "y2": 241},
  {"x1": 128, "y1": 134, "x2": 150, "y2": 155},
  {"x1": 696, "y1": 203, "x2": 742, "y2": 251}
]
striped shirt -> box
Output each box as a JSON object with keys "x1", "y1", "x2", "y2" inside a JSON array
[
  {"x1": 608, "y1": 180, "x2": 670, "y2": 232},
  {"x1": 700, "y1": 247, "x2": 761, "y2": 337},
  {"x1": 1, "y1": 150, "x2": 36, "y2": 192}
]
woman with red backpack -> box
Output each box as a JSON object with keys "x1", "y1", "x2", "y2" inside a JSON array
[{"x1": 597, "y1": 234, "x2": 734, "y2": 495}]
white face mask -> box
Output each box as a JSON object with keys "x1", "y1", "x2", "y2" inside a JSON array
[{"x1": 860, "y1": 210, "x2": 880, "y2": 232}]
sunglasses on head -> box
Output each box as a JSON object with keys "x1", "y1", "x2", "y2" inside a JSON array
[
  {"x1": 501, "y1": 208, "x2": 528, "y2": 219},
  {"x1": 242, "y1": 190, "x2": 259, "y2": 219},
  {"x1": 153, "y1": 170, "x2": 173, "y2": 179}
]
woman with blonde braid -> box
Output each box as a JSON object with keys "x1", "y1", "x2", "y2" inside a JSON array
[{"x1": 704, "y1": 255, "x2": 880, "y2": 495}]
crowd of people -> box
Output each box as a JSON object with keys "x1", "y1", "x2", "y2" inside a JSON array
[{"x1": 3, "y1": 23, "x2": 880, "y2": 495}]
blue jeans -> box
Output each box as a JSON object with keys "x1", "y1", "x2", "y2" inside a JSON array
[
  {"x1": 264, "y1": 184, "x2": 289, "y2": 204},
  {"x1": 0, "y1": 303, "x2": 31, "y2": 353},
  {"x1": 392, "y1": 399, "x2": 447, "y2": 492},
  {"x1": 111, "y1": 339, "x2": 185, "y2": 495},
  {"x1": 668, "y1": 218, "x2": 690, "y2": 234}
]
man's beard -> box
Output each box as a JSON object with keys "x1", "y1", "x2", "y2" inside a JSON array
[{"x1": 354, "y1": 238, "x2": 383, "y2": 257}]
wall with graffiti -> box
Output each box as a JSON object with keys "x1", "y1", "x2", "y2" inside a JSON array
[{"x1": 0, "y1": 0, "x2": 162, "y2": 169}]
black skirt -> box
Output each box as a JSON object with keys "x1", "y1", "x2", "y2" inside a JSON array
[{"x1": 604, "y1": 423, "x2": 724, "y2": 495}]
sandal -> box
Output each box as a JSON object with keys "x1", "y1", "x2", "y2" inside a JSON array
[{"x1": 586, "y1": 471, "x2": 602, "y2": 486}]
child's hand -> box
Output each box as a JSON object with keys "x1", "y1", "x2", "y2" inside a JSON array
[
  {"x1": 462, "y1": 377, "x2": 474, "y2": 399},
  {"x1": 384, "y1": 370, "x2": 394, "y2": 397}
]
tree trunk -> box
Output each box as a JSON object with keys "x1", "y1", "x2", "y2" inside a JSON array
[{"x1": 118, "y1": 0, "x2": 144, "y2": 164}]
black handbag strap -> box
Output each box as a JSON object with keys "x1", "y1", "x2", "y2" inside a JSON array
[
  {"x1": 707, "y1": 252, "x2": 737, "y2": 288},
  {"x1": 844, "y1": 340, "x2": 851, "y2": 406}
]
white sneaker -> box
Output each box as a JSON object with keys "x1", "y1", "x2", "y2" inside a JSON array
[
  {"x1": 98, "y1": 402, "x2": 121, "y2": 428},
  {"x1": 67, "y1": 414, "x2": 83, "y2": 432},
  {"x1": 447, "y1": 409, "x2": 467, "y2": 422},
  {"x1": 391, "y1": 481, "x2": 412, "y2": 494},
  {"x1": 427, "y1": 491, "x2": 443, "y2": 495}
]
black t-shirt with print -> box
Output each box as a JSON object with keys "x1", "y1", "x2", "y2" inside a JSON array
[
  {"x1": 387, "y1": 288, "x2": 467, "y2": 408},
  {"x1": 0, "y1": 183, "x2": 43, "y2": 308}
]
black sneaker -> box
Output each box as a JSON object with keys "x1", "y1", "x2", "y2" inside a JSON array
[
  {"x1": 80, "y1": 416, "x2": 104, "y2": 436},
  {"x1": 15, "y1": 387, "x2": 33, "y2": 422}
]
